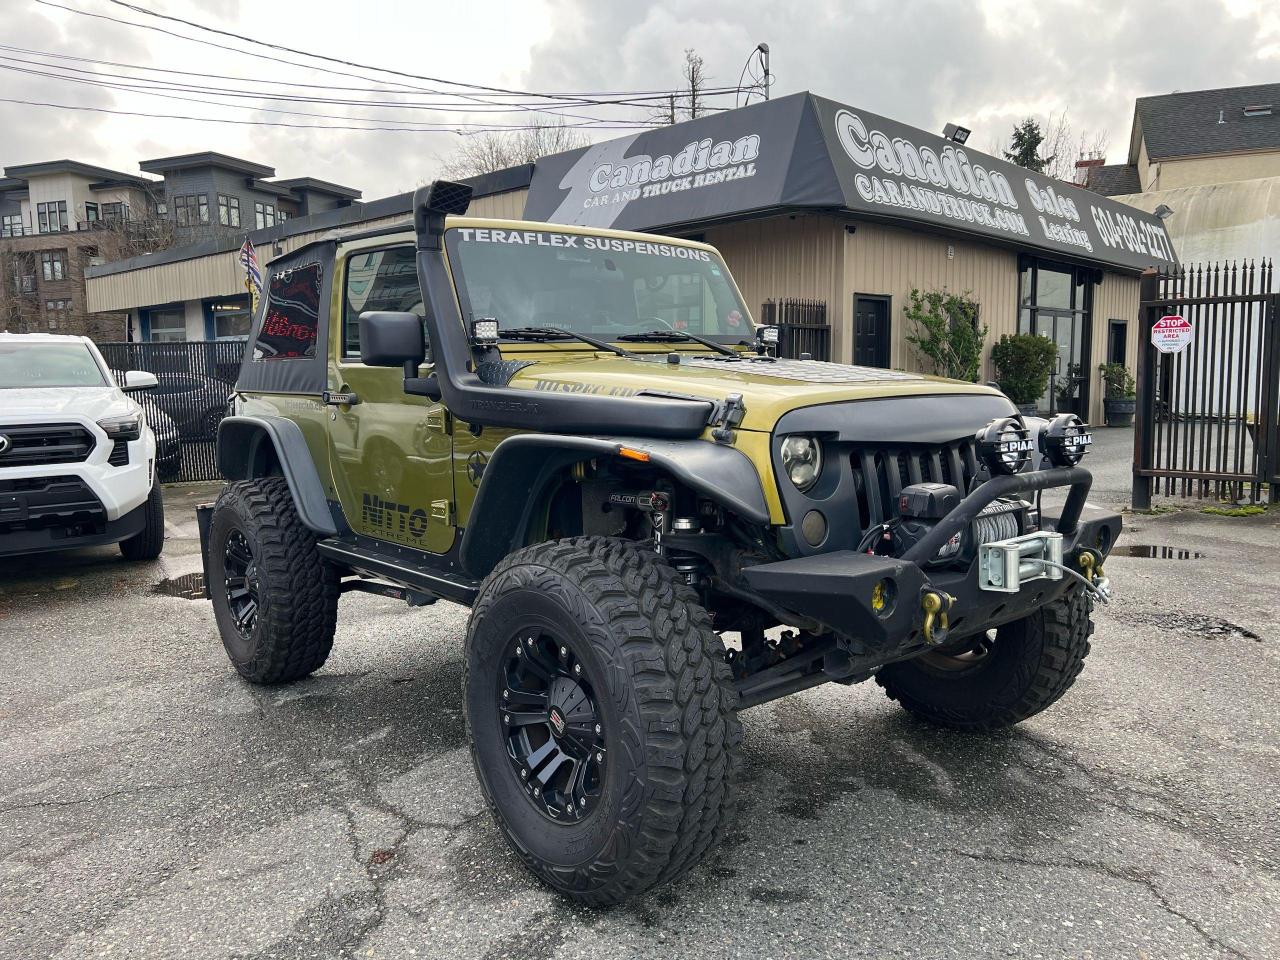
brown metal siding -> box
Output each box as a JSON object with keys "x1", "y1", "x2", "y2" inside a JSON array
[
  {"x1": 701, "y1": 215, "x2": 846, "y2": 355},
  {"x1": 1090, "y1": 271, "x2": 1141, "y2": 423},
  {"x1": 843, "y1": 220, "x2": 1019, "y2": 371}
]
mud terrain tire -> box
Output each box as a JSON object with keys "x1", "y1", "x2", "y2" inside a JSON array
[{"x1": 464, "y1": 537, "x2": 741, "y2": 905}]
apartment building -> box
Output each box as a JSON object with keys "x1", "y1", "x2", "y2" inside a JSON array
[
  {"x1": 0, "y1": 153, "x2": 362, "y2": 341},
  {"x1": 0, "y1": 160, "x2": 161, "y2": 340}
]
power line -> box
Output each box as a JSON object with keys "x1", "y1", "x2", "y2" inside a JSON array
[{"x1": 0, "y1": 95, "x2": 664, "y2": 134}]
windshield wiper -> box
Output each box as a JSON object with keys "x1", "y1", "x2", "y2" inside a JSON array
[
  {"x1": 615, "y1": 329, "x2": 739, "y2": 357},
  {"x1": 497, "y1": 326, "x2": 638, "y2": 359}
]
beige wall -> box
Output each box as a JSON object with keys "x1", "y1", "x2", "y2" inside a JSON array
[
  {"x1": 1091, "y1": 271, "x2": 1141, "y2": 423},
  {"x1": 469, "y1": 188, "x2": 527, "y2": 220},
  {"x1": 702, "y1": 215, "x2": 848, "y2": 355},
  {"x1": 1149, "y1": 150, "x2": 1280, "y2": 191}
]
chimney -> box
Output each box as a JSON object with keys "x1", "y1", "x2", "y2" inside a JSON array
[{"x1": 1074, "y1": 157, "x2": 1104, "y2": 187}]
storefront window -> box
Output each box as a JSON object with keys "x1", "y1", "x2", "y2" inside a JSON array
[
  {"x1": 149, "y1": 308, "x2": 187, "y2": 342},
  {"x1": 211, "y1": 299, "x2": 252, "y2": 340}
]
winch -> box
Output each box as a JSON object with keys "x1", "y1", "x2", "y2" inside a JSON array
[{"x1": 890, "y1": 481, "x2": 1027, "y2": 565}]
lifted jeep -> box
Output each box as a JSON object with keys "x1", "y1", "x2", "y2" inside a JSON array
[{"x1": 201, "y1": 180, "x2": 1118, "y2": 905}]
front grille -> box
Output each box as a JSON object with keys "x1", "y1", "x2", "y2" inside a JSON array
[
  {"x1": 0, "y1": 475, "x2": 105, "y2": 533},
  {"x1": 0, "y1": 423, "x2": 96, "y2": 466},
  {"x1": 851, "y1": 438, "x2": 980, "y2": 530}
]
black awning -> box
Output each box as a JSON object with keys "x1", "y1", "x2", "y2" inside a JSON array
[{"x1": 524, "y1": 92, "x2": 1178, "y2": 274}]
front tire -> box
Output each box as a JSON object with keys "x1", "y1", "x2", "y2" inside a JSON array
[
  {"x1": 464, "y1": 537, "x2": 741, "y2": 905},
  {"x1": 119, "y1": 483, "x2": 164, "y2": 561},
  {"x1": 875, "y1": 587, "x2": 1094, "y2": 730},
  {"x1": 208, "y1": 477, "x2": 338, "y2": 684}
]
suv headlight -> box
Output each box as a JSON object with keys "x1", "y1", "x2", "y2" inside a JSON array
[
  {"x1": 97, "y1": 413, "x2": 142, "y2": 442},
  {"x1": 780, "y1": 435, "x2": 822, "y2": 492}
]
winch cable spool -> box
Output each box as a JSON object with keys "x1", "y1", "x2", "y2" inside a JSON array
[{"x1": 971, "y1": 499, "x2": 1022, "y2": 547}]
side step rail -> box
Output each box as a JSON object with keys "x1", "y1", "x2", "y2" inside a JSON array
[{"x1": 317, "y1": 538, "x2": 480, "y2": 606}]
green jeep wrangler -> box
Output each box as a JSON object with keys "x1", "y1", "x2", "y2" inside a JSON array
[{"x1": 201, "y1": 181, "x2": 1116, "y2": 905}]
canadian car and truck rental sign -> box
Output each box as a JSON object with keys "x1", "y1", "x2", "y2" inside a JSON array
[{"x1": 524, "y1": 92, "x2": 1178, "y2": 274}]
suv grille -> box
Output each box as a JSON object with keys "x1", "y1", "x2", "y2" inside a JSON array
[
  {"x1": 852, "y1": 438, "x2": 980, "y2": 529},
  {"x1": 0, "y1": 423, "x2": 96, "y2": 466}
]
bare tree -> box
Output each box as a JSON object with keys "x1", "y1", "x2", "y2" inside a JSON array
[
  {"x1": 649, "y1": 49, "x2": 709, "y2": 125},
  {"x1": 439, "y1": 118, "x2": 590, "y2": 179}
]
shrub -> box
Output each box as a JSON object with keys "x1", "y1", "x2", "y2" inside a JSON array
[
  {"x1": 1098, "y1": 362, "x2": 1136, "y2": 399},
  {"x1": 989, "y1": 333, "x2": 1058, "y2": 406},
  {"x1": 903, "y1": 289, "x2": 988, "y2": 382}
]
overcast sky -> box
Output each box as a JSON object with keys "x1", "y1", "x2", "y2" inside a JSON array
[{"x1": 4, "y1": 0, "x2": 1278, "y2": 199}]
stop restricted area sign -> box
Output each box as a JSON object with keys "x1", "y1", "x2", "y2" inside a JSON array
[{"x1": 1152, "y1": 314, "x2": 1193, "y2": 354}]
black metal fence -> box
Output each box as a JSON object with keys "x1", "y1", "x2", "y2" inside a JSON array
[
  {"x1": 1132, "y1": 261, "x2": 1279, "y2": 506},
  {"x1": 100, "y1": 340, "x2": 244, "y2": 484},
  {"x1": 760, "y1": 298, "x2": 831, "y2": 361}
]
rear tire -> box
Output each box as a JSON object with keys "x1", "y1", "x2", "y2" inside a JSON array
[
  {"x1": 208, "y1": 477, "x2": 338, "y2": 684},
  {"x1": 875, "y1": 587, "x2": 1094, "y2": 730},
  {"x1": 119, "y1": 483, "x2": 164, "y2": 561},
  {"x1": 464, "y1": 537, "x2": 741, "y2": 905}
]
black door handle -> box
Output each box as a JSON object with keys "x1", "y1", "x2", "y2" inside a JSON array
[{"x1": 322, "y1": 390, "x2": 358, "y2": 406}]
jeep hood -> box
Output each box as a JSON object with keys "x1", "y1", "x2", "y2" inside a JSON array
[{"x1": 504, "y1": 351, "x2": 1006, "y2": 432}]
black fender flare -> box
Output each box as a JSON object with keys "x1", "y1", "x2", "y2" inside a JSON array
[
  {"x1": 216, "y1": 415, "x2": 337, "y2": 535},
  {"x1": 459, "y1": 434, "x2": 770, "y2": 580}
]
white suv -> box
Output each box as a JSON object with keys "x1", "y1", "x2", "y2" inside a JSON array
[{"x1": 0, "y1": 333, "x2": 164, "y2": 560}]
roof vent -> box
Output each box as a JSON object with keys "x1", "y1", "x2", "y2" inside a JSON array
[{"x1": 1243, "y1": 104, "x2": 1273, "y2": 117}]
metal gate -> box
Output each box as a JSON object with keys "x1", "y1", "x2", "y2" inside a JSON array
[
  {"x1": 1132, "y1": 262, "x2": 1279, "y2": 507},
  {"x1": 99, "y1": 341, "x2": 244, "y2": 484},
  {"x1": 760, "y1": 298, "x2": 831, "y2": 361}
]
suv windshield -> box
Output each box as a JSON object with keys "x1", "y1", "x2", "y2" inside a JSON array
[
  {"x1": 445, "y1": 227, "x2": 753, "y2": 341},
  {"x1": 0, "y1": 341, "x2": 106, "y2": 388}
]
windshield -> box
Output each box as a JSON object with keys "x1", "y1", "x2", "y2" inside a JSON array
[
  {"x1": 445, "y1": 227, "x2": 753, "y2": 341},
  {"x1": 0, "y1": 341, "x2": 107, "y2": 388}
]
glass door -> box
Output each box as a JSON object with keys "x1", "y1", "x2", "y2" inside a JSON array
[{"x1": 1034, "y1": 310, "x2": 1088, "y2": 417}]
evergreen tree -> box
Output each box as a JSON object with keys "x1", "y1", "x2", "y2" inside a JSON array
[{"x1": 1003, "y1": 118, "x2": 1052, "y2": 173}]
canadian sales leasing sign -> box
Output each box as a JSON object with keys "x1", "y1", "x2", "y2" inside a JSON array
[{"x1": 523, "y1": 93, "x2": 1178, "y2": 274}]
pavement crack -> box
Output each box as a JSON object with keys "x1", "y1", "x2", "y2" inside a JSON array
[
  {"x1": 0, "y1": 778, "x2": 211, "y2": 815},
  {"x1": 941, "y1": 847, "x2": 1253, "y2": 960}
]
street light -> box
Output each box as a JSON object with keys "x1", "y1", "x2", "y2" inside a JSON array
[{"x1": 942, "y1": 123, "x2": 971, "y2": 144}]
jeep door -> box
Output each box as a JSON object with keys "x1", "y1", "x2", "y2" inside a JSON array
[{"x1": 326, "y1": 243, "x2": 455, "y2": 554}]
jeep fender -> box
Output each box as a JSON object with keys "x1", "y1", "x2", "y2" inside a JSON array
[
  {"x1": 460, "y1": 434, "x2": 770, "y2": 580},
  {"x1": 216, "y1": 416, "x2": 337, "y2": 536}
]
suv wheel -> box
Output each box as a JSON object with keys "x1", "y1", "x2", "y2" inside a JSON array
[
  {"x1": 875, "y1": 587, "x2": 1094, "y2": 730},
  {"x1": 208, "y1": 477, "x2": 338, "y2": 684},
  {"x1": 118, "y1": 483, "x2": 165, "y2": 561},
  {"x1": 464, "y1": 537, "x2": 741, "y2": 905}
]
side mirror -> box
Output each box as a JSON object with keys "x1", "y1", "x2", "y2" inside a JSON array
[
  {"x1": 121, "y1": 370, "x2": 158, "y2": 391},
  {"x1": 360, "y1": 311, "x2": 424, "y2": 373}
]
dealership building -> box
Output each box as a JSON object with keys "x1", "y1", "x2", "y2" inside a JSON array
[{"x1": 86, "y1": 92, "x2": 1177, "y2": 424}]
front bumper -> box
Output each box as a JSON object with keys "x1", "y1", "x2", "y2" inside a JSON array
[
  {"x1": 741, "y1": 466, "x2": 1119, "y2": 656},
  {"x1": 0, "y1": 490, "x2": 149, "y2": 556}
]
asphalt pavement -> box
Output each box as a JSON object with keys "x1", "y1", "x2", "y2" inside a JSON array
[{"x1": 1, "y1": 433, "x2": 1277, "y2": 959}]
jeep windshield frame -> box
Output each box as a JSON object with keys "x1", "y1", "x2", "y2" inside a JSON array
[{"x1": 444, "y1": 226, "x2": 755, "y2": 345}]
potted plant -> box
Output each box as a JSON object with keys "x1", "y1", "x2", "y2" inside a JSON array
[
  {"x1": 989, "y1": 333, "x2": 1057, "y2": 416},
  {"x1": 1098, "y1": 362, "x2": 1137, "y2": 427}
]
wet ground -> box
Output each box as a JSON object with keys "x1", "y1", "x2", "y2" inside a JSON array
[{"x1": 2, "y1": 435, "x2": 1278, "y2": 959}]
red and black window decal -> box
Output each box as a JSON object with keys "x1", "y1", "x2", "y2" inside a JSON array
[{"x1": 255, "y1": 262, "x2": 323, "y2": 361}]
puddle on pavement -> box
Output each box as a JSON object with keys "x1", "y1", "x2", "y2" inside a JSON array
[
  {"x1": 153, "y1": 572, "x2": 206, "y2": 599},
  {"x1": 1114, "y1": 545, "x2": 1205, "y2": 560}
]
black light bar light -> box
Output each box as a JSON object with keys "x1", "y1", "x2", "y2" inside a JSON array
[{"x1": 975, "y1": 416, "x2": 1034, "y2": 475}]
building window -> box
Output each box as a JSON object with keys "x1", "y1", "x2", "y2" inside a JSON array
[
  {"x1": 148, "y1": 308, "x2": 187, "y2": 342},
  {"x1": 174, "y1": 194, "x2": 210, "y2": 227},
  {"x1": 45, "y1": 298, "x2": 72, "y2": 329},
  {"x1": 84, "y1": 202, "x2": 99, "y2": 224},
  {"x1": 1107, "y1": 320, "x2": 1127, "y2": 367},
  {"x1": 37, "y1": 200, "x2": 68, "y2": 233},
  {"x1": 156, "y1": 201, "x2": 168, "y2": 216},
  {"x1": 102, "y1": 201, "x2": 128, "y2": 223},
  {"x1": 41, "y1": 251, "x2": 66, "y2": 281},
  {"x1": 1, "y1": 214, "x2": 21, "y2": 237},
  {"x1": 254, "y1": 201, "x2": 276, "y2": 229},
  {"x1": 210, "y1": 298, "x2": 252, "y2": 339},
  {"x1": 218, "y1": 195, "x2": 241, "y2": 228}
]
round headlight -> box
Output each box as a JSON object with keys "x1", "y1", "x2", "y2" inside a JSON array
[
  {"x1": 975, "y1": 417, "x2": 1034, "y2": 475},
  {"x1": 780, "y1": 435, "x2": 822, "y2": 492},
  {"x1": 1039, "y1": 413, "x2": 1093, "y2": 466}
]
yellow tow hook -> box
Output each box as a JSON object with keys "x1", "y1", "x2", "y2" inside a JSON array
[{"x1": 921, "y1": 591, "x2": 955, "y2": 646}]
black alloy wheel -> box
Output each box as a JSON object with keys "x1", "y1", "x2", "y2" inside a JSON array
[
  {"x1": 501, "y1": 629, "x2": 606, "y2": 822},
  {"x1": 223, "y1": 528, "x2": 260, "y2": 638}
]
